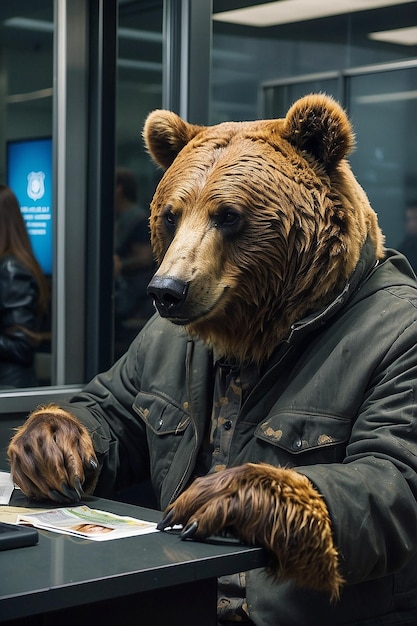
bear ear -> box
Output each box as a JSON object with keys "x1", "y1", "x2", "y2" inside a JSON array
[
  {"x1": 143, "y1": 110, "x2": 206, "y2": 169},
  {"x1": 282, "y1": 94, "x2": 355, "y2": 172}
]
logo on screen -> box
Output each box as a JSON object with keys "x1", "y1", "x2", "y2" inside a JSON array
[{"x1": 27, "y1": 171, "x2": 45, "y2": 201}]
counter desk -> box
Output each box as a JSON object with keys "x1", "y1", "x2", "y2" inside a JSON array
[{"x1": 0, "y1": 492, "x2": 267, "y2": 625}]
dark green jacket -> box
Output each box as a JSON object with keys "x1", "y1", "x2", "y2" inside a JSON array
[{"x1": 65, "y1": 243, "x2": 417, "y2": 625}]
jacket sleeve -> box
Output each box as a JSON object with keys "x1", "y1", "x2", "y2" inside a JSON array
[
  {"x1": 0, "y1": 258, "x2": 38, "y2": 365},
  {"x1": 299, "y1": 316, "x2": 417, "y2": 585},
  {"x1": 59, "y1": 315, "x2": 161, "y2": 496},
  {"x1": 59, "y1": 314, "x2": 211, "y2": 502}
]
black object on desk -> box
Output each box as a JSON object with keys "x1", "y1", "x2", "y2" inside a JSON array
[
  {"x1": 0, "y1": 492, "x2": 267, "y2": 626},
  {"x1": 0, "y1": 522, "x2": 38, "y2": 550}
]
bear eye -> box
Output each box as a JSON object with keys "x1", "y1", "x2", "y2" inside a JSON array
[
  {"x1": 162, "y1": 207, "x2": 177, "y2": 231},
  {"x1": 214, "y1": 207, "x2": 242, "y2": 231}
]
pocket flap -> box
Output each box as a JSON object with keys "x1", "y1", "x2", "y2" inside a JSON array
[
  {"x1": 255, "y1": 411, "x2": 351, "y2": 454},
  {"x1": 134, "y1": 391, "x2": 191, "y2": 435}
]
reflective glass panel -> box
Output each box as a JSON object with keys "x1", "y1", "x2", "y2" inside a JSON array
[
  {"x1": 211, "y1": 0, "x2": 417, "y2": 259},
  {"x1": 0, "y1": 1, "x2": 54, "y2": 388},
  {"x1": 114, "y1": 0, "x2": 163, "y2": 361}
]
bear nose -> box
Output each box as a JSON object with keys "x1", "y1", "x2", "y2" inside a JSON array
[{"x1": 147, "y1": 276, "x2": 189, "y2": 318}]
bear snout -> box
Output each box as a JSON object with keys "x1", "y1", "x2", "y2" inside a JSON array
[{"x1": 147, "y1": 275, "x2": 190, "y2": 321}]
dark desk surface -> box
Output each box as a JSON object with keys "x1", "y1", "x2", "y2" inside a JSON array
[{"x1": 0, "y1": 492, "x2": 266, "y2": 624}]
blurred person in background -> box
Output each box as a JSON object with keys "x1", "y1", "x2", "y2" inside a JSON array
[
  {"x1": 0, "y1": 184, "x2": 49, "y2": 388},
  {"x1": 113, "y1": 167, "x2": 155, "y2": 360}
]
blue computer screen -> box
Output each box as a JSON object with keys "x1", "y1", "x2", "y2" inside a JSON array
[{"x1": 6, "y1": 137, "x2": 53, "y2": 275}]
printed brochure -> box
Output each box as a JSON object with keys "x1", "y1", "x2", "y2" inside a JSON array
[
  {"x1": 0, "y1": 471, "x2": 14, "y2": 505},
  {"x1": 17, "y1": 505, "x2": 158, "y2": 541}
]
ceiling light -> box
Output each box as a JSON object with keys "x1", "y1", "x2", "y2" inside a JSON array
[
  {"x1": 4, "y1": 19, "x2": 162, "y2": 45},
  {"x1": 369, "y1": 26, "x2": 417, "y2": 45},
  {"x1": 213, "y1": 0, "x2": 417, "y2": 27},
  {"x1": 4, "y1": 17, "x2": 53, "y2": 32},
  {"x1": 118, "y1": 27, "x2": 162, "y2": 43},
  {"x1": 7, "y1": 87, "x2": 53, "y2": 104},
  {"x1": 355, "y1": 89, "x2": 417, "y2": 103},
  {"x1": 118, "y1": 59, "x2": 162, "y2": 72}
]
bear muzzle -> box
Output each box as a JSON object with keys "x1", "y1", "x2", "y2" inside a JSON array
[{"x1": 147, "y1": 275, "x2": 190, "y2": 322}]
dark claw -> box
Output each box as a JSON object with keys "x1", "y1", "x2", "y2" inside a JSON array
[
  {"x1": 180, "y1": 520, "x2": 198, "y2": 540},
  {"x1": 74, "y1": 476, "x2": 84, "y2": 499},
  {"x1": 157, "y1": 509, "x2": 174, "y2": 531},
  {"x1": 61, "y1": 482, "x2": 82, "y2": 502},
  {"x1": 90, "y1": 458, "x2": 98, "y2": 471},
  {"x1": 49, "y1": 489, "x2": 71, "y2": 503}
]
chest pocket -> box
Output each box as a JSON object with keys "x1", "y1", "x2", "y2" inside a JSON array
[
  {"x1": 133, "y1": 391, "x2": 191, "y2": 436},
  {"x1": 254, "y1": 411, "x2": 351, "y2": 464}
]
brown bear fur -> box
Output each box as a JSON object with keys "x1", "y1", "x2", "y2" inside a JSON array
[
  {"x1": 7, "y1": 95, "x2": 386, "y2": 601},
  {"x1": 8, "y1": 404, "x2": 99, "y2": 501},
  {"x1": 159, "y1": 463, "x2": 344, "y2": 601},
  {"x1": 144, "y1": 94, "x2": 384, "y2": 364},
  {"x1": 144, "y1": 94, "x2": 385, "y2": 599}
]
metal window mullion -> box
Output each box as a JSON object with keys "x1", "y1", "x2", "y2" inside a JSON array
[
  {"x1": 53, "y1": 0, "x2": 88, "y2": 385},
  {"x1": 53, "y1": 0, "x2": 67, "y2": 385},
  {"x1": 84, "y1": 0, "x2": 117, "y2": 380},
  {"x1": 163, "y1": 0, "x2": 212, "y2": 124}
]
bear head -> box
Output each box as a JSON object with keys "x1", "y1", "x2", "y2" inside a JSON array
[{"x1": 144, "y1": 94, "x2": 384, "y2": 364}]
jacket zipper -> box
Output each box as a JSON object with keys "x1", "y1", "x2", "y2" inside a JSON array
[{"x1": 168, "y1": 340, "x2": 199, "y2": 505}]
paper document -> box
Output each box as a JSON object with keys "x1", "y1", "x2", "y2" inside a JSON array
[
  {"x1": 0, "y1": 472, "x2": 14, "y2": 505},
  {"x1": 18, "y1": 505, "x2": 158, "y2": 541}
]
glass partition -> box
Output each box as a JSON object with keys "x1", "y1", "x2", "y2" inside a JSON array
[
  {"x1": 113, "y1": 0, "x2": 211, "y2": 360},
  {"x1": 0, "y1": 1, "x2": 54, "y2": 388},
  {"x1": 348, "y1": 65, "x2": 417, "y2": 251},
  {"x1": 212, "y1": 1, "x2": 417, "y2": 120},
  {"x1": 0, "y1": 0, "x2": 112, "y2": 395},
  {"x1": 211, "y1": 0, "x2": 417, "y2": 254},
  {"x1": 0, "y1": 0, "x2": 208, "y2": 402},
  {"x1": 113, "y1": 1, "x2": 164, "y2": 360},
  {"x1": 1, "y1": 0, "x2": 414, "y2": 399}
]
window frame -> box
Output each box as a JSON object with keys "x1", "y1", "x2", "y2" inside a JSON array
[{"x1": 0, "y1": 0, "x2": 212, "y2": 414}]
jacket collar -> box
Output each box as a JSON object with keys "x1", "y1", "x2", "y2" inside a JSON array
[
  {"x1": 286, "y1": 236, "x2": 378, "y2": 344},
  {"x1": 212, "y1": 237, "x2": 378, "y2": 369}
]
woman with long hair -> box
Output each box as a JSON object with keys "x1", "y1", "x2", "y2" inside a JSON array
[{"x1": 0, "y1": 184, "x2": 49, "y2": 388}]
